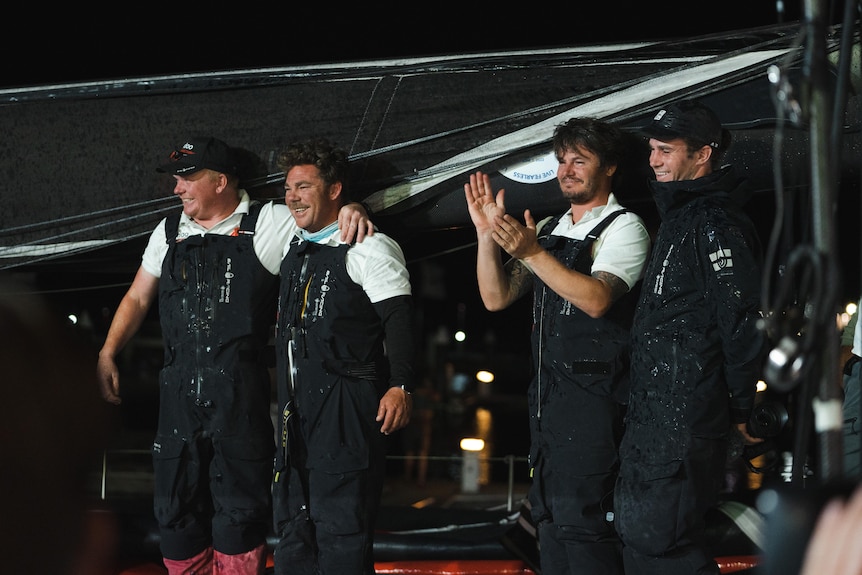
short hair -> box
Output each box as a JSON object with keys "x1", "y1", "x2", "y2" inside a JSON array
[
  {"x1": 552, "y1": 117, "x2": 623, "y2": 169},
  {"x1": 277, "y1": 138, "x2": 350, "y2": 194},
  {"x1": 696, "y1": 129, "x2": 732, "y2": 169}
]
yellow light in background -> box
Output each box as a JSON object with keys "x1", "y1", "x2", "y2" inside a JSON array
[
  {"x1": 840, "y1": 301, "x2": 858, "y2": 330},
  {"x1": 476, "y1": 370, "x2": 495, "y2": 383},
  {"x1": 756, "y1": 380, "x2": 768, "y2": 393},
  {"x1": 460, "y1": 437, "x2": 485, "y2": 452},
  {"x1": 474, "y1": 407, "x2": 491, "y2": 437},
  {"x1": 454, "y1": 330, "x2": 466, "y2": 342},
  {"x1": 459, "y1": 437, "x2": 484, "y2": 493}
]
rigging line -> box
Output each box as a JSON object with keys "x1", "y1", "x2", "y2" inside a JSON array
[
  {"x1": 349, "y1": 75, "x2": 384, "y2": 156},
  {"x1": 345, "y1": 75, "x2": 628, "y2": 164},
  {"x1": 0, "y1": 232, "x2": 149, "y2": 272},
  {"x1": 1, "y1": 24, "x2": 800, "y2": 104},
  {"x1": 257, "y1": 33, "x2": 810, "y2": 194},
  {"x1": 0, "y1": 281, "x2": 134, "y2": 297},
  {"x1": 348, "y1": 75, "x2": 403, "y2": 156},
  {"x1": 0, "y1": 196, "x2": 175, "y2": 235},
  {"x1": 0, "y1": 203, "x2": 175, "y2": 255},
  {"x1": 3, "y1": 203, "x2": 174, "y2": 248},
  {"x1": 363, "y1": 45, "x2": 811, "y2": 215},
  {"x1": 242, "y1": 100, "x2": 547, "y2": 186},
  {"x1": 347, "y1": 67, "x2": 671, "y2": 163},
  {"x1": 350, "y1": 35, "x2": 808, "y2": 166},
  {"x1": 346, "y1": 65, "x2": 695, "y2": 162},
  {"x1": 368, "y1": 76, "x2": 402, "y2": 152},
  {"x1": 375, "y1": 54, "x2": 797, "y2": 191}
]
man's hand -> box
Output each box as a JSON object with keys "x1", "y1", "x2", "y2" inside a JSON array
[
  {"x1": 376, "y1": 387, "x2": 413, "y2": 435},
  {"x1": 492, "y1": 209, "x2": 542, "y2": 260},
  {"x1": 465, "y1": 171, "x2": 506, "y2": 237},
  {"x1": 96, "y1": 353, "x2": 122, "y2": 405},
  {"x1": 338, "y1": 202, "x2": 375, "y2": 243},
  {"x1": 736, "y1": 421, "x2": 765, "y2": 446}
]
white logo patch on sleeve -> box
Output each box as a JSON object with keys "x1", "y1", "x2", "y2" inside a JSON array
[{"x1": 709, "y1": 248, "x2": 733, "y2": 271}]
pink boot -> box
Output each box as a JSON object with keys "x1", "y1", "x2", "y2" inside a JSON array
[
  {"x1": 213, "y1": 544, "x2": 267, "y2": 575},
  {"x1": 163, "y1": 547, "x2": 213, "y2": 575}
]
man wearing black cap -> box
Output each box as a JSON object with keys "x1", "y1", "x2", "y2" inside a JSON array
[
  {"x1": 96, "y1": 136, "x2": 373, "y2": 574},
  {"x1": 613, "y1": 100, "x2": 766, "y2": 575}
]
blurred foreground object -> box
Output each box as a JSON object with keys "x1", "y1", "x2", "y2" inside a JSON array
[{"x1": 0, "y1": 273, "x2": 112, "y2": 575}]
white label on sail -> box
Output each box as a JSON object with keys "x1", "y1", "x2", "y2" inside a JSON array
[{"x1": 499, "y1": 151, "x2": 557, "y2": 184}]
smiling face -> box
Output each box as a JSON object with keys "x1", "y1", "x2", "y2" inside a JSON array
[
  {"x1": 648, "y1": 137, "x2": 712, "y2": 182},
  {"x1": 171, "y1": 169, "x2": 233, "y2": 227},
  {"x1": 555, "y1": 144, "x2": 615, "y2": 206},
  {"x1": 283, "y1": 164, "x2": 343, "y2": 232}
]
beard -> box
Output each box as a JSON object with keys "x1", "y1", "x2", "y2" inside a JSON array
[{"x1": 560, "y1": 185, "x2": 596, "y2": 204}]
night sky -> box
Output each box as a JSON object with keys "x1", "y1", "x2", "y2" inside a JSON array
[{"x1": 4, "y1": 2, "x2": 808, "y2": 88}]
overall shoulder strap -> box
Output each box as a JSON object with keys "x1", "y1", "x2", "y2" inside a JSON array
[
  {"x1": 582, "y1": 208, "x2": 630, "y2": 248},
  {"x1": 237, "y1": 200, "x2": 263, "y2": 235},
  {"x1": 164, "y1": 212, "x2": 181, "y2": 244},
  {"x1": 536, "y1": 213, "x2": 564, "y2": 242}
]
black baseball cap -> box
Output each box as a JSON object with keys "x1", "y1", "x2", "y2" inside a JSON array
[
  {"x1": 157, "y1": 137, "x2": 238, "y2": 176},
  {"x1": 641, "y1": 100, "x2": 724, "y2": 149}
]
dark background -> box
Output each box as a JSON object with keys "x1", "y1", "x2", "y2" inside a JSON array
[{"x1": 4, "y1": 3, "x2": 807, "y2": 88}]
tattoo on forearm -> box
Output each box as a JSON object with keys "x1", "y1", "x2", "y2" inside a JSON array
[
  {"x1": 593, "y1": 271, "x2": 628, "y2": 303},
  {"x1": 508, "y1": 259, "x2": 533, "y2": 300}
]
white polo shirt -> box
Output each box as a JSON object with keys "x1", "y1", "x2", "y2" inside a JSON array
[
  {"x1": 141, "y1": 190, "x2": 296, "y2": 277},
  {"x1": 535, "y1": 193, "x2": 651, "y2": 289},
  {"x1": 284, "y1": 224, "x2": 412, "y2": 304}
]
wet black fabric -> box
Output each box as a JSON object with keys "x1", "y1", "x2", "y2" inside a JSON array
[
  {"x1": 538, "y1": 519, "x2": 624, "y2": 575},
  {"x1": 531, "y1": 209, "x2": 638, "y2": 407},
  {"x1": 273, "y1": 238, "x2": 391, "y2": 575},
  {"x1": 153, "y1": 203, "x2": 278, "y2": 559},
  {"x1": 372, "y1": 295, "x2": 415, "y2": 392},
  {"x1": 525, "y1": 209, "x2": 638, "y2": 575},
  {"x1": 616, "y1": 434, "x2": 726, "y2": 574},
  {"x1": 616, "y1": 166, "x2": 766, "y2": 575}
]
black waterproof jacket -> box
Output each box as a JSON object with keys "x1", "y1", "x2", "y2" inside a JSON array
[{"x1": 624, "y1": 166, "x2": 766, "y2": 461}]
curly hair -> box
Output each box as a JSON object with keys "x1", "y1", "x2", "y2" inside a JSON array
[{"x1": 276, "y1": 138, "x2": 350, "y2": 191}]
